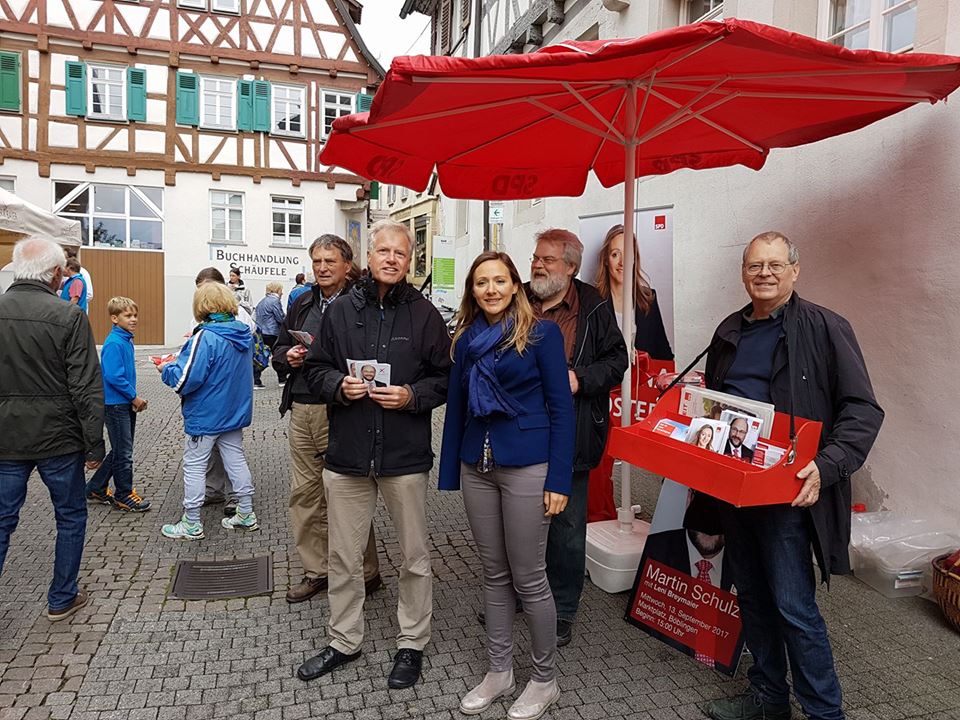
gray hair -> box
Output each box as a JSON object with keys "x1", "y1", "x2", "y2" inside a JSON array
[
  {"x1": 12, "y1": 236, "x2": 66, "y2": 284},
  {"x1": 308, "y1": 233, "x2": 354, "y2": 263},
  {"x1": 535, "y1": 228, "x2": 584, "y2": 272},
  {"x1": 369, "y1": 219, "x2": 414, "y2": 254},
  {"x1": 743, "y1": 231, "x2": 800, "y2": 264}
]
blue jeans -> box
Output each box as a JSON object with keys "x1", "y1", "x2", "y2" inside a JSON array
[
  {"x1": 545, "y1": 469, "x2": 588, "y2": 622},
  {"x1": 720, "y1": 503, "x2": 844, "y2": 720},
  {"x1": 0, "y1": 452, "x2": 88, "y2": 611},
  {"x1": 87, "y1": 404, "x2": 136, "y2": 499}
]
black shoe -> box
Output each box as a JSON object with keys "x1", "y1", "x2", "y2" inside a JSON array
[
  {"x1": 223, "y1": 501, "x2": 238, "y2": 517},
  {"x1": 297, "y1": 646, "x2": 361, "y2": 681},
  {"x1": 705, "y1": 691, "x2": 791, "y2": 720},
  {"x1": 477, "y1": 599, "x2": 524, "y2": 626},
  {"x1": 364, "y1": 573, "x2": 383, "y2": 595},
  {"x1": 387, "y1": 648, "x2": 423, "y2": 689},
  {"x1": 556, "y1": 619, "x2": 573, "y2": 647}
]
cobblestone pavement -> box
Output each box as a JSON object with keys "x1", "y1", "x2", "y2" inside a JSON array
[{"x1": 2, "y1": 349, "x2": 959, "y2": 720}]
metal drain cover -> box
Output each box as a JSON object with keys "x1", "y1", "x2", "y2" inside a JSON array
[{"x1": 171, "y1": 555, "x2": 273, "y2": 600}]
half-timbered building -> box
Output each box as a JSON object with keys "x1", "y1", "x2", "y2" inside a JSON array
[{"x1": 0, "y1": 0, "x2": 382, "y2": 343}]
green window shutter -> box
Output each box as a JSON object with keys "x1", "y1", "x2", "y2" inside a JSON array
[
  {"x1": 175, "y1": 71, "x2": 199, "y2": 126},
  {"x1": 127, "y1": 67, "x2": 146, "y2": 121},
  {"x1": 0, "y1": 52, "x2": 21, "y2": 112},
  {"x1": 252, "y1": 80, "x2": 271, "y2": 132},
  {"x1": 369, "y1": 181, "x2": 379, "y2": 200},
  {"x1": 355, "y1": 92, "x2": 373, "y2": 113},
  {"x1": 237, "y1": 79, "x2": 253, "y2": 131},
  {"x1": 65, "y1": 61, "x2": 86, "y2": 117}
]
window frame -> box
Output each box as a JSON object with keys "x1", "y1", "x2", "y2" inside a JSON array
[
  {"x1": 321, "y1": 89, "x2": 353, "y2": 139},
  {"x1": 271, "y1": 83, "x2": 306, "y2": 138},
  {"x1": 211, "y1": 0, "x2": 240, "y2": 13},
  {"x1": 0, "y1": 176, "x2": 14, "y2": 192},
  {"x1": 818, "y1": 0, "x2": 918, "y2": 53},
  {"x1": 177, "y1": 0, "x2": 207, "y2": 8},
  {"x1": 53, "y1": 181, "x2": 164, "y2": 250},
  {"x1": 199, "y1": 75, "x2": 237, "y2": 132},
  {"x1": 87, "y1": 63, "x2": 127, "y2": 122},
  {"x1": 270, "y1": 195, "x2": 304, "y2": 247},
  {"x1": 210, "y1": 189, "x2": 245, "y2": 244},
  {"x1": 686, "y1": 0, "x2": 724, "y2": 23}
]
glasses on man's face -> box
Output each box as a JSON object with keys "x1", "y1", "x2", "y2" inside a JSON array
[
  {"x1": 743, "y1": 261, "x2": 795, "y2": 276},
  {"x1": 531, "y1": 254, "x2": 561, "y2": 266}
]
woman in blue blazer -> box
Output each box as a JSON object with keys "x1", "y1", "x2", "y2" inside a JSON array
[{"x1": 439, "y1": 251, "x2": 574, "y2": 720}]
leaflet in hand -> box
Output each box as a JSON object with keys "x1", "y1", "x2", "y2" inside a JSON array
[
  {"x1": 347, "y1": 359, "x2": 391, "y2": 389},
  {"x1": 677, "y1": 387, "x2": 775, "y2": 440},
  {"x1": 289, "y1": 330, "x2": 314, "y2": 347},
  {"x1": 148, "y1": 352, "x2": 178, "y2": 367}
]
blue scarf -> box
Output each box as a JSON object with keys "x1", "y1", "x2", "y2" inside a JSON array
[
  {"x1": 463, "y1": 319, "x2": 524, "y2": 420},
  {"x1": 205, "y1": 312, "x2": 235, "y2": 323}
]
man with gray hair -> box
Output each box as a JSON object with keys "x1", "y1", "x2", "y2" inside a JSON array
[
  {"x1": 299, "y1": 220, "x2": 451, "y2": 689},
  {"x1": 272, "y1": 234, "x2": 381, "y2": 605},
  {"x1": 523, "y1": 228, "x2": 628, "y2": 647},
  {"x1": 0, "y1": 236, "x2": 104, "y2": 621},
  {"x1": 703, "y1": 231, "x2": 883, "y2": 720}
]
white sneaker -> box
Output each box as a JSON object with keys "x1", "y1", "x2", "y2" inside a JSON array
[
  {"x1": 221, "y1": 510, "x2": 259, "y2": 532},
  {"x1": 459, "y1": 669, "x2": 515, "y2": 715},
  {"x1": 507, "y1": 678, "x2": 560, "y2": 720},
  {"x1": 161, "y1": 514, "x2": 205, "y2": 540}
]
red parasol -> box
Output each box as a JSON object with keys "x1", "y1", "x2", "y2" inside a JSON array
[{"x1": 320, "y1": 18, "x2": 960, "y2": 524}]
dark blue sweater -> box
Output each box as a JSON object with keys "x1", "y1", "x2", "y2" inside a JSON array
[{"x1": 720, "y1": 313, "x2": 784, "y2": 404}]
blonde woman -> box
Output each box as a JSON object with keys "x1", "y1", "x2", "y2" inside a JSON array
[
  {"x1": 438, "y1": 251, "x2": 574, "y2": 720},
  {"x1": 159, "y1": 282, "x2": 259, "y2": 540}
]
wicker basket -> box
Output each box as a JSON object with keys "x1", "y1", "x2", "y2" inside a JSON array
[{"x1": 932, "y1": 554, "x2": 960, "y2": 633}]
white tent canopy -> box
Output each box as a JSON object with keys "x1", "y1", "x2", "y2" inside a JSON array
[{"x1": 0, "y1": 187, "x2": 81, "y2": 246}]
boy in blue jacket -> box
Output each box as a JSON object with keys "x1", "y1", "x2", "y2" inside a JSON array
[
  {"x1": 159, "y1": 282, "x2": 259, "y2": 540},
  {"x1": 86, "y1": 297, "x2": 151, "y2": 511}
]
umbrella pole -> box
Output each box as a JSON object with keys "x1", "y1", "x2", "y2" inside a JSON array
[{"x1": 618, "y1": 83, "x2": 638, "y2": 533}]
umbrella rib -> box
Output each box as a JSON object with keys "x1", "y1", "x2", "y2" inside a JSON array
[
  {"x1": 562, "y1": 82, "x2": 625, "y2": 143},
  {"x1": 444, "y1": 85, "x2": 623, "y2": 164},
  {"x1": 646, "y1": 87, "x2": 765, "y2": 153},
  {"x1": 662, "y1": 64, "x2": 960, "y2": 85},
  {"x1": 526, "y1": 97, "x2": 625, "y2": 144},
  {"x1": 588, "y1": 90, "x2": 629, "y2": 170},
  {"x1": 653, "y1": 81, "x2": 935, "y2": 103},
  {"x1": 635, "y1": 76, "x2": 730, "y2": 146},
  {"x1": 632, "y1": 73, "x2": 656, "y2": 141},
  {"x1": 347, "y1": 84, "x2": 612, "y2": 134}
]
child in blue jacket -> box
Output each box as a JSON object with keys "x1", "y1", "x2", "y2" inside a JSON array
[
  {"x1": 159, "y1": 282, "x2": 259, "y2": 540},
  {"x1": 86, "y1": 296, "x2": 151, "y2": 511}
]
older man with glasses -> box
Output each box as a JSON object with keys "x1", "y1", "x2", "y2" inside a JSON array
[
  {"x1": 521, "y1": 228, "x2": 628, "y2": 648},
  {"x1": 702, "y1": 231, "x2": 884, "y2": 720}
]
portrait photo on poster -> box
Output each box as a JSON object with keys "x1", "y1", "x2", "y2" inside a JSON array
[{"x1": 624, "y1": 479, "x2": 745, "y2": 675}]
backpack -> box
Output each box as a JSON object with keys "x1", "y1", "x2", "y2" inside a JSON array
[{"x1": 252, "y1": 330, "x2": 272, "y2": 372}]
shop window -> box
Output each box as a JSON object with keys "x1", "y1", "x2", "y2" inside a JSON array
[
  {"x1": 211, "y1": 190, "x2": 244, "y2": 243},
  {"x1": 823, "y1": 0, "x2": 916, "y2": 52},
  {"x1": 54, "y1": 181, "x2": 163, "y2": 250},
  {"x1": 272, "y1": 196, "x2": 303, "y2": 246}
]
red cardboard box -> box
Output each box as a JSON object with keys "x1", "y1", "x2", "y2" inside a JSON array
[{"x1": 607, "y1": 387, "x2": 822, "y2": 507}]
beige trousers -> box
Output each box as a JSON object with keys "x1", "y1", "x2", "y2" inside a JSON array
[
  {"x1": 323, "y1": 468, "x2": 433, "y2": 654},
  {"x1": 288, "y1": 403, "x2": 378, "y2": 581}
]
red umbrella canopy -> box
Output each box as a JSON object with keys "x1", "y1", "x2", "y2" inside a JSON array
[{"x1": 320, "y1": 18, "x2": 960, "y2": 200}]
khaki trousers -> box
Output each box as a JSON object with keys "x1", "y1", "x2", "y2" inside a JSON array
[
  {"x1": 324, "y1": 468, "x2": 432, "y2": 654},
  {"x1": 288, "y1": 403, "x2": 378, "y2": 581}
]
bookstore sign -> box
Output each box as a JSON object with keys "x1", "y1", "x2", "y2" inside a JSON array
[{"x1": 210, "y1": 247, "x2": 306, "y2": 279}]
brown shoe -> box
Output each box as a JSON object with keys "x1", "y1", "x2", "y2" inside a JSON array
[
  {"x1": 364, "y1": 573, "x2": 383, "y2": 595},
  {"x1": 286, "y1": 576, "x2": 328, "y2": 603},
  {"x1": 47, "y1": 589, "x2": 88, "y2": 622}
]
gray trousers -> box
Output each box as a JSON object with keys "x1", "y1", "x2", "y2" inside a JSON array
[
  {"x1": 204, "y1": 448, "x2": 237, "y2": 503},
  {"x1": 461, "y1": 462, "x2": 556, "y2": 682},
  {"x1": 182, "y1": 431, "x2": 254, "y2": 523}
]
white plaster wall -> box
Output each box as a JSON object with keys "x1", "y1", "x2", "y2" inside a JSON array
[{"x1": 461, "y1": 2, "x2": 960, "y2": 525}]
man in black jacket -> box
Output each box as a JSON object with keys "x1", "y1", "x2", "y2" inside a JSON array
[
  {"x1": 273, "y1": 235, "x2": 380, "y2": 605},
  {"x1": 525, "y1": 228, "x2": 629, "y2": 647},
  {"x1": 0, "y1": 237, "x2": 105, "y2": 622},
  {"x1": 297, "y1": 220, "x2": 451, "y2": 689},
  {"x1": 704, "y1": 232, "x2": 883, "y2": 720}
]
